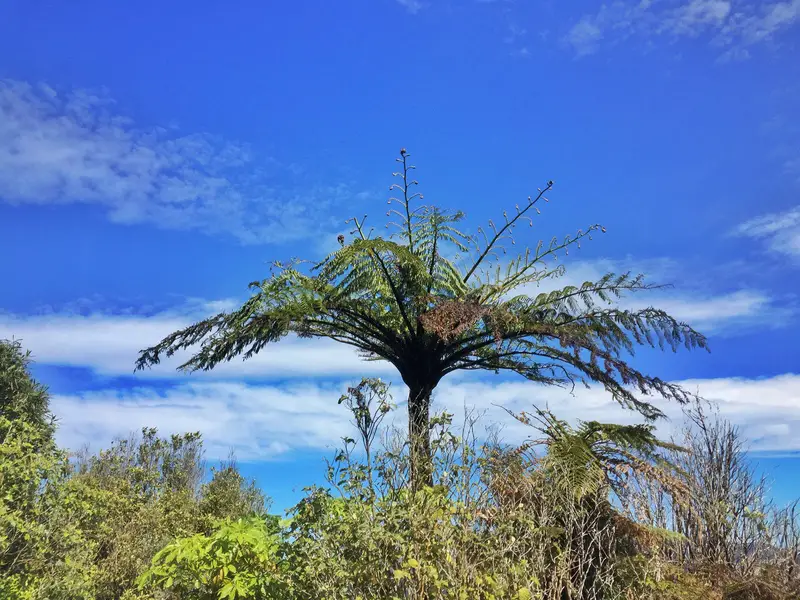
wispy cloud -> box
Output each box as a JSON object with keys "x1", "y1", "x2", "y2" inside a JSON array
[
  {"x1": 563, "y1": 0, "x2": 800, "y2": 58},
  {"x1": 734, "y1": 206, "x2": 800, "y2": 260},
  {"x1": 669, "y1": 0, "x2": 732, "y2": 36},
  {"x1": 50, "y1": 373, "x2": 800, "y2": 460},
  {"x1": 631, "y1": 289, "x2": 778, "y2": 330},
  {"x1": 0, "y1": 299, "x2": 395, "y2": 380},
  {"x1": 436, "y1": 374, "x2": 800, "y2": 454},
  {"x1": 0, "y1": 80, "x2": 367, "y2": 244},
  {"x1": 564, "y1": 17, "x2": 606, "y2": 57},
  {"x1": 504, "y1": 24, "x2": 531, "y2": 57},
  {"x1": 716, "y1": 0, "x2": 800, "y2": 57},
  {"x1": 52, "y1": 381, "x2": 356, "y2": 460},
  {"x1": 526, "y1": 258, "x2": 790, "y2": 333},
  {"x1": 396, "y1": 0, "x2": 425, "y2": 14}
]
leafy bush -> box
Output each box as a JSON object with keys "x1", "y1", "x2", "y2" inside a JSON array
[{"x1": 139, "y1": 516, "x2": 286, "y2": 600}]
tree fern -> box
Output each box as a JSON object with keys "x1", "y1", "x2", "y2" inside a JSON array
[{"x1": 136, "y1": 149, "x2": 707, "y2": 488}]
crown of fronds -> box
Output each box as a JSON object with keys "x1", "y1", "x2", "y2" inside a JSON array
[{"x1": 136, "y1": 149, "x2": 707, "y2": 420}]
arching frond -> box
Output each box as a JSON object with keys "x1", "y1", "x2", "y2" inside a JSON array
[{"x1": 511, "y1": 407, "x2": 686, "y2": 500}]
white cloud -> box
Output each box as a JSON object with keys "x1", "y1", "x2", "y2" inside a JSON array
[
  {"x1": 435, "y1": 374, "x2": 800, "y2": 453},
  {"x1": 52, "y1": 381, "x2": 356, "y2": 460},
  {"x1": 563, "y1": 0, "x2": 799, "y2": 58},
  {"x1": 519, "y1": 258, "x2": 787, "y2": 333},
  {"x1": 734, "y1": 206, "x2": 800, "y2": 259},
  {"x1": 50, "y1": 373, "x2": 800, "y2": 460},
  {"x1": 0, "y1": 80, "x2": 364, "y2": 245},
  {"x1": 624, "y1": 289, "x2": 776, "y2": 331},
  {"x1": 0, "y1": 301, "x2": 396, "y2": 380}
]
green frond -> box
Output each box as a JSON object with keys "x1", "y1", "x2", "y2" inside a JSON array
[
  {"x1": 134, "y1": 293, "x2": 293, "y2": 372},
  {"x1": 516, "y1": 407, "x2": 682, "y2": 500}
]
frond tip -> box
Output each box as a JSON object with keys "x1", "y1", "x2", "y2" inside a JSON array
[{"x1": 135, "y1": 294, "x2": 292, "y2": 373}]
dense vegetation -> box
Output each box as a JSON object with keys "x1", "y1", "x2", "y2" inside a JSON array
[{"x1": 2, "y1": 339, "x2": 799, "y2": 599}]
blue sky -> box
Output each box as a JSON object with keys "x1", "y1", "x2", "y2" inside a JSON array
[{"x1": 1, "y1": 0, "x2": 799, "y2": 509}]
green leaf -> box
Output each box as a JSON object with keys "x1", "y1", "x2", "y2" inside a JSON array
[
  {"x1": 393, "y1": 569, "x2": 411, "y2": 580},
  {"x1": 219, "y1": 582, "x2": 235, "y2": 599}
]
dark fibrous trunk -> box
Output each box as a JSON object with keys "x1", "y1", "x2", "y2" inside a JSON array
[{"x1": 407, "y1": 385, "x2": 434, "y2": 490}]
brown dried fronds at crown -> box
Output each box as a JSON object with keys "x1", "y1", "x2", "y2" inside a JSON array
[{"x1": 417, "y1": 298, "x2": 489, "y2": 342}]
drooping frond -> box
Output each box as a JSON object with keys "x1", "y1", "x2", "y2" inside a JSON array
[
  {"x1": 134, "y1": 283, "x2": 293, "y2": 373},
  {"x1": 434, "y1": 272, "x2": 707, "y2": 419},
  {"x1": 510, "y1": 407, "x2": 686, "y2": 500}
]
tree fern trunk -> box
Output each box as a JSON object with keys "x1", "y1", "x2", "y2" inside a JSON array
[{"x1": 408, "y1": 385, "x2": 433, "y2": 490}]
